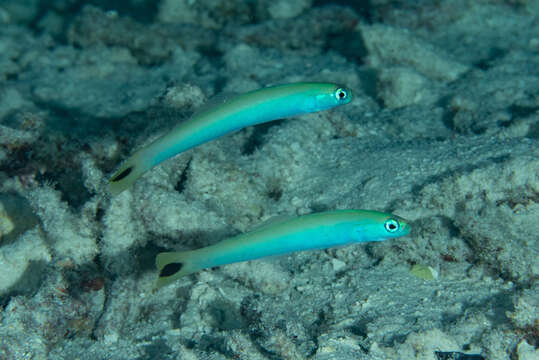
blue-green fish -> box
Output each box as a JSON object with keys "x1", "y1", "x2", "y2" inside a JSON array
[
  {"x1": 109, "y1": 82, "x2": 352, "y2": 195},
  {"x1": 156, "y1": 209, "x2": 410, "y2": 287}
]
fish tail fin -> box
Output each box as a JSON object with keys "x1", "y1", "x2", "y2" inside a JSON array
[
  {"x1": 108, "y1": 151, "x2": 152, "y2": 196},
  {"x1": 155, "y1": 251, "x2": 199, "y2": 288}
]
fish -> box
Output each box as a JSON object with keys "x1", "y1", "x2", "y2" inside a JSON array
[
  {"x1": 108, "y1": 82, "x2": 352, "y2": 195},
  {"x1": 155, "y1": 209, "x2": 410, "y2": 288}
]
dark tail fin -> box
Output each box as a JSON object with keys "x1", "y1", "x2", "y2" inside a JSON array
[
  {"x1": 155, "y1": 251, "x2": 199, "y2": 288},
  {"x1": 109, "y1": 150, "x2": 154, "y2": 195}
]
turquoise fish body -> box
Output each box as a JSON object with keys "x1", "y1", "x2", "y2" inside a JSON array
[
  {"x1": 109, "y1": 82, "x2": 352, "y2": 195},
  {"x1": 156, "y1": 209, "x2": 410, "y2": 288}
]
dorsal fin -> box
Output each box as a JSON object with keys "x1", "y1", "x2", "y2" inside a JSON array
[
  {"x1": 249, "y1": 214, "x2": 295, "y2": 232},
  {"x1": 190, "y1": 91, "x2": 237, "y2": 117}
]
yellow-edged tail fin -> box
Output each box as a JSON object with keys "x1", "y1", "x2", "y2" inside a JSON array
[
  {"x1": 108, "y1": 152, "x2": 152, "y2": 196},
  {"x1": 155, "y1": 251, "x2": 198, "y2": 288}
]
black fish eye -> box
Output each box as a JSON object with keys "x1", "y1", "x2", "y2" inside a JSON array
[
  {"x1": 384, "y1": 219, "x2": 399, "y2": 233},
  {"x1": 335, "y1": 88, "x2": 348, "y2": 100}
]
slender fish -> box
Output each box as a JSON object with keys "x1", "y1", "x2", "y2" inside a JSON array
[
  {"x1": 156, "y1": 209, "x2": 410, "y2": 288},
  {"x1": 109, "y1": 82, "x2": 352, "y2": 195}
]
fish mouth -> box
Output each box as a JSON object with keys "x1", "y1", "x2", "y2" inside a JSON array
[
  {"x1": 400, "y1": 220, "x2": 411, "y2": 235},
  {"x1": 391, "y1": 214, "x2": 410, "y2": 236}
]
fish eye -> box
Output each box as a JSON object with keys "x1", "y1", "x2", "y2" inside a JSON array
[
  {"x1": 335, "y1": 88, "x2": 348, "y2": 101},
  {"x1": 384, "y1": 218, "x2": 400, "y2": 233}
]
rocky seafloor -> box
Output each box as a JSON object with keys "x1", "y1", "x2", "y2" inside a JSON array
[{"x1": 0, "y1": 0, "x2": 538, "y2": 359}]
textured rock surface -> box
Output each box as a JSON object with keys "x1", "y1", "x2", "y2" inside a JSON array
[{"x1": 0, "y1": 1, "x2": 537, "y2": 359}]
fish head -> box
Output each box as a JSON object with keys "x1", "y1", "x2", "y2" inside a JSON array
[
  {"x1": 351, "y1": 210, "x2": 410, "y2": 242},
  {"x1": 313, "y1": 84, "x2": 353, "y2": 111}
]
